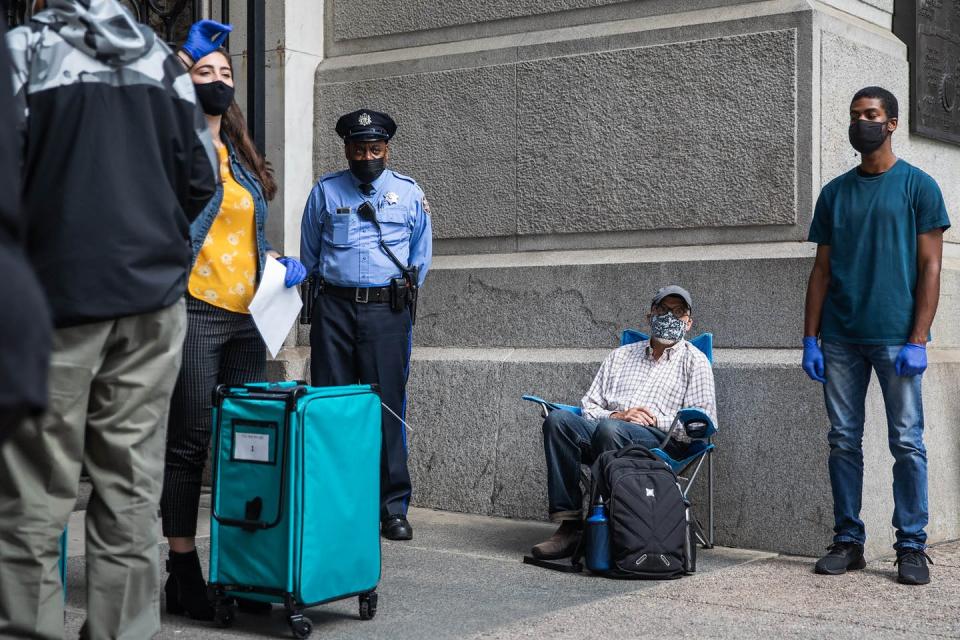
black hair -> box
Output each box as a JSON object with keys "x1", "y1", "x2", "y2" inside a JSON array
[{"x1": 851, "y1": 86, "x2": 898, "y2": 119}]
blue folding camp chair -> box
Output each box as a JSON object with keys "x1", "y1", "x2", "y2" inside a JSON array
[
  {"x1": 59, "y1": 528, "x2": 67, "y2": 597},
  {"x1": 523, "y1": 330, "x2": 717, "y2": 548}
]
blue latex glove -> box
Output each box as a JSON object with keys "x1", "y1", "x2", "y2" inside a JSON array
[
  {"x1": 276, "y1": 257, "x2": 307, "y2": 288},
  {"x1": 802, "y1": 336, "x2": 826, "y2": 383},
  {"x1": 182, "y1": 20, "x2": 232, "y2": 63},
  {"x1": 895, "y1": 343, "x2": 927, "y2": 377}
]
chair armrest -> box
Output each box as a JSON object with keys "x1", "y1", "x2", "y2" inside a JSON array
[
  {"x1": 521, "y1": 395, "x2": 582, "y2": 418},
  {"x1": 676, "y1": 407, "x2": 717, "y2": 439}
]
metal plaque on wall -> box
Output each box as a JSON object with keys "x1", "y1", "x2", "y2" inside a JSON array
[{"x1": 894, "y1": 0, "x2": 960, "y2": 146}]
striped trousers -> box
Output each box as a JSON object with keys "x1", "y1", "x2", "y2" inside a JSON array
[{"x1": 161, "y1": 295, "x2": 265, "y2": 537}]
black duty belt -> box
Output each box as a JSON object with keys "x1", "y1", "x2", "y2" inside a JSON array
[{"x1": 321, "y1": 283, "x2": 392, "y2": 304}]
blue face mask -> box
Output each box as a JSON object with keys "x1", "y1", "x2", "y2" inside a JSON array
[{"x1": 650, "y1": 312, "x2": 686, "y2": 345}]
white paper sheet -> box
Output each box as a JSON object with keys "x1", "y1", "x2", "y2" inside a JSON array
[
  {"x1": 248, "y1": 256, "x2": 303, "y2": 358},
  {"x1": 234, "y1": 432, "x2": 271, "y2": 462}
]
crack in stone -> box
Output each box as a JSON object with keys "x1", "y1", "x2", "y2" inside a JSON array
[{"x1": 462, "y1": 272, "x2": 620, "y2": 341}]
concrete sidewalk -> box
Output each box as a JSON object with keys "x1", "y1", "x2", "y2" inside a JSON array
[{"x1": 62, "y1": 503, "x2": 960, "y2": 639}]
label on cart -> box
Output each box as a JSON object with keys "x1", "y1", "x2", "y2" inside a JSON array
[{"x1": 234, "y1": 432, "x2": 271, "y2": 462}]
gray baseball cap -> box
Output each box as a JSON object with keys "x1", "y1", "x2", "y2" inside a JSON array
[{"x1": 651, "y1": 285, "x2": 693, "y2": 311}]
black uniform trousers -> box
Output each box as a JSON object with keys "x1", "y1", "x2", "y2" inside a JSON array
[{"x1": 309, "y1": 292, "x2": 412, "y2": 520}]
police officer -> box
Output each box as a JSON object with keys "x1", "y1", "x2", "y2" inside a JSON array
[{"x1": 301, "y1": 109, "x2": 432, "y2": 541}]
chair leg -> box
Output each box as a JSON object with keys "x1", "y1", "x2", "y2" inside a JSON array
[
  {"x1": 681, "y1": 454, "x2": 708, "y2": 500},
  {"x1": 707, "y1": 448, "x2": 715, "y2": 547},
  {"x1": 690, "y1": 514, "x2": 712, "y2": 549}
]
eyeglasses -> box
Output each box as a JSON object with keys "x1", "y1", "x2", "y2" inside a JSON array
[{"x1": 650, "y1": 303, "x2": 690, "y2": 317}]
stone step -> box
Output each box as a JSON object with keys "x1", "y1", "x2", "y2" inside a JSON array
[
  {"x1": 414, "y1": 248, "x2": 960, "y2": 349},
  {"x1": 293, "y1": 245, "x2": 960, "y2": 351}
]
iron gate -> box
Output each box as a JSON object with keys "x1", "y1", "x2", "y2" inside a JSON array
[
  {"x1": 4, "y1": 0, "x2": 266, "y2": 153},
  {"x1": 6, "y1": 0, "x2": 200, "y2": 44}
]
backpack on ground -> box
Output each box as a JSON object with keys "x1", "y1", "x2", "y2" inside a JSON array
[{"x1": 524, "y1": 445, "x2": 696, "y2": 579}]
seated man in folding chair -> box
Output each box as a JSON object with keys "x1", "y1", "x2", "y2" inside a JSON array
[{"x1": 532, "y1": 285, "x2": 717, "y2": 560}]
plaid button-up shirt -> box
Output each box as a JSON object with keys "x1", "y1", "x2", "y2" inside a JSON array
[{"x1": 581, "y1": 339, "x2": 718, "y2": 441}]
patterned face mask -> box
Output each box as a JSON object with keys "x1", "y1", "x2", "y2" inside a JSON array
[{"x1": 649, "y1": 312, "x2": 687, "y2": 345}]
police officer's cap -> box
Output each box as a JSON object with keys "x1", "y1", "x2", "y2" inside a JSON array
[{"x1": 335, "y1": 109, "x2": 397, "y2": 142}]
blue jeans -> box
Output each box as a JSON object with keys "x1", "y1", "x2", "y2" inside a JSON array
[
  {"x1": 541, "y1": 411, "x2": 687, "y2": 520},
  {"x1": 822, "y1": 341, "x2": 928, "y2": 551}
]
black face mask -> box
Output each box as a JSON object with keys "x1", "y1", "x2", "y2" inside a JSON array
[
  {"x1": 848, "y1": 119, "x2": 889, "y2": 154},
  {"x1": 194, "y1": 81, "x2": 234, "y2": 116},
  {"x1": 349, "y1": 158, "x2": 386, "y2": 184}
]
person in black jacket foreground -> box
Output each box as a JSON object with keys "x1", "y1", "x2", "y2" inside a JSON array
[
  {"x1": 0, "y1": 1, "x2": 217, "y2": 638},
  {"x1": 0, "y1": 15, "x2": 51, "y2": 449}
]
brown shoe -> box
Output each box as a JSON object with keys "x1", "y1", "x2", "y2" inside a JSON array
[{"x1": 531, "y1": 521, "x2": 583, "y2": 560}]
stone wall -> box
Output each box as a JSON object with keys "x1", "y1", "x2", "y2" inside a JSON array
[{"x1": 307, "y1": 0, "x2": 960, "y2": 557}]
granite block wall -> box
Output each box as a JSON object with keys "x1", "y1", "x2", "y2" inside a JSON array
[
  {"x1": 317, "y1": 23, "x2": 805, "y2": 243},
  {"x1": 404, "y1": 344, "x2": 960, "y2": 558},
  {"x1": 306, "y1": 0, "x2": 960, "y2": 555}
]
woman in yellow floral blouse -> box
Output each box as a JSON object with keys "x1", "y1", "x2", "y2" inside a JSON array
[{"x1": 160, "y1": 23, "x2": 307, "y2": 621}]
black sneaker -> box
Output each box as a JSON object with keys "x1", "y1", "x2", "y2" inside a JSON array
[
  {"x1": 895, "y1": 549, "x2": 932, "y2": 585},
  {"x1": 814, "y1": 541, "x2": 866, "y2": 575}
]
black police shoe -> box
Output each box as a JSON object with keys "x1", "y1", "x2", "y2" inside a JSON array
[
  {"x1": 382, "y1": 515, "x2": 413, "y2": 541},
  {"x1": 895, "y1": 549, "x2": 932, "y2": 585},
  {"x1": 814, "y1": 541, "x2": 866, "y2": 575}
]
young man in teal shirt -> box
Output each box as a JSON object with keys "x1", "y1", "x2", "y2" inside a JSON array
[{"x1": 802, "y1": 86, "x2": 950, "y2": 585}]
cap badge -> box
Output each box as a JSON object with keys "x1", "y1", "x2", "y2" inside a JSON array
[
  {"x1": 385, "y1": 192, "x2": 399, "y2": 205},
  {"x1": 358, "y1": 113, "x2": 372, "y2": 126}
]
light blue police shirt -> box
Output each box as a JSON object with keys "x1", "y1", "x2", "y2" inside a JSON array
[{"x1": 300, "y1": 169, "x2": 432, "y2": 288}]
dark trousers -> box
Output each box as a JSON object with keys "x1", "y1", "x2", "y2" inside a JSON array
[
  {"x1": 542, "y1": 411, "x2": 688, "y2": 520},
  {"x1": 310, "y1": 292, "x2": 412, "y2": 519},
  {"x1": 161, "y1": 296, "x2": 265, "y2": 537}
]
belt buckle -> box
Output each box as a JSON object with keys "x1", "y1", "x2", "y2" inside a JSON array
[{"x1": 354, "y1": 288, "x2": 369, "y2": 304}]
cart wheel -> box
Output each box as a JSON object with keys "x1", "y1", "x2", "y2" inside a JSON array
[
  {"x1": 289, "y1": 614, "x2": 313, "y2": 639},
  {"x1": 213, "y1": 604, "x2": 234, "y2": 628},
  {"x1": 359, "y1": 591, "x2": 378, "y2": 620},
  {"x1": 209, "y1": 585, "x2": 234, "y2": 628}
]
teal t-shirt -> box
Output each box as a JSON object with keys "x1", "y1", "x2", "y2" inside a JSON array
[{"x1": 808, "y1": 159, "x2": 950, "y2": 345}]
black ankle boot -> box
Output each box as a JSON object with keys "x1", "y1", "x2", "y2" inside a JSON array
[{"x1": 165, "y1": 549, "x2": 214, "y2": 621}]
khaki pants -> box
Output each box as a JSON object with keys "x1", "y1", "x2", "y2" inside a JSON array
[{"x1": 0, "y1": 301, "x2": 186, "y2": 640}]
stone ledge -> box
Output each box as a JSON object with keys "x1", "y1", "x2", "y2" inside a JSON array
[
  {"x1": 412, "y1": 346, "x2": 960, "y2": 365},
  {"x1": 430, "y1": 241, "x2": 817, "y2": 270},
  {"x1": 415, "y1": 256, "x2": 960, "y2": 349},
  {"x1": 323, "y1": 0, "x2": 814, "y2": 59}
]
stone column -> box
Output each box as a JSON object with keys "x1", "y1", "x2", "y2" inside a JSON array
[
  {"x1": 312, "y1": 0, "x2": 960, "y2": 556},
  {"x1": 221, "y1": 0, "x2": 322, "y2": 376},
  {"x1": 222, "y1": 0, "x2": 323, "y2": 258}
]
